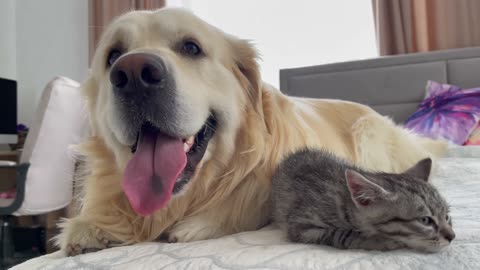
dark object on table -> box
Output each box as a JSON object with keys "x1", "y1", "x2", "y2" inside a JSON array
[{"x1": 9, "y1": 125, "x2": 29, "y2": 151}]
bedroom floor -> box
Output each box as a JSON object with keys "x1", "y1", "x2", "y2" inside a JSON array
[
  {"x1": 0, "y1": 217, "x2": 47, "y2": 269},
  {"x1": 1, "y1": 251, "x2": 41, "y2": 270}
]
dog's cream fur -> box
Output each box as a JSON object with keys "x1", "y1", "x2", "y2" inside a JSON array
[{"x1": 57, "y1": 8, "x2": 447, "y2": 254}]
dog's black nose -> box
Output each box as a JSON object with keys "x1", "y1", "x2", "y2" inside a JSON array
[{"x1": 110, "y1": 53, "x2": 166, "y2": 94}]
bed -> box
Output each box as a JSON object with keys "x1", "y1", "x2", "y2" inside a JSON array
[{"x1": 13, "y1": 47, "x2": 480, "y2": 270}]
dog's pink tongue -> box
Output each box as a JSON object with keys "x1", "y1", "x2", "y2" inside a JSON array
[{"x1": 122, "y1": 131, "x2": 186, "y2": 216}]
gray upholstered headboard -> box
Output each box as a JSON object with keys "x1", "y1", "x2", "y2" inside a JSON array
[{"x1": 279, "y1": 47, "x2": 480, "y2": 123}]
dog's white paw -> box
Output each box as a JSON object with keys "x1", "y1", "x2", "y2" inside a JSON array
[
  {"x1": 168, "y1": 215, "x2": 225, "y2": 243},
  {"x1": 56, "y1": 217, "x2": 116, "y2": 256}
]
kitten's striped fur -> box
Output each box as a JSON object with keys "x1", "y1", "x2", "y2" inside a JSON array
[{"x1": 272, "y1": 148, "x2": 455, "y2": 252}]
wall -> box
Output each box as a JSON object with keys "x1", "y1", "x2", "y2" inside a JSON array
[
  {"x1": 15, "y1": 0, "x2": 89, "y2": 126},
  {"x1": 0, "y1": 0, "x2": 89, "y2": 127},
  {"x1": 1, "y1": 1, "x2": 375, "y2": 125},
  {"x1": 0, "y1": 0, "x2": 17, "y2": 80},
  {"x1": 184, "y1": 0, "x2": 377, "y2": 88}
]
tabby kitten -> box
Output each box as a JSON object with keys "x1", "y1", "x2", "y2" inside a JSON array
[{"x1": 271, "y1": 148, "x2": 455, "y2": 252}]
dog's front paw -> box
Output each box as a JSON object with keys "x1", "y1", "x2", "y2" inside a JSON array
[
  {"x1": 56, "y1": 217, "x2": 117, "y2": 256},
  {"x1": 168, "y1": 215, "x2": 225, "y2": 243}
]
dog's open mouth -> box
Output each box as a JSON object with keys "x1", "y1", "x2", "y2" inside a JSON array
[{"x1": 122, "y1": 115, "x2": 217, "y2": 216}]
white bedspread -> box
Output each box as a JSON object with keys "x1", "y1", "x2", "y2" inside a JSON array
[{"x1": 13, "y1": 146, "x2": 480, "y2": 270}]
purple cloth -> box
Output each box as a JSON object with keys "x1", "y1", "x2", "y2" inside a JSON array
[{"x1": 404, "y1": 81, "x2": 480, "y2": 145}]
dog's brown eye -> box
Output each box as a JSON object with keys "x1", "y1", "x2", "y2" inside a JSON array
[
  {"x1": 182, "y1": 41, "x2": 202, "y2": 56},
  {"x1": 107, "y1": 49, "x2": 122, "y2": 67}
]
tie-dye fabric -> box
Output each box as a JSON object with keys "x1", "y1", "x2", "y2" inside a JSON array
[{"x1": 404, "y1": 81, "x2": 480, "y2": 145}]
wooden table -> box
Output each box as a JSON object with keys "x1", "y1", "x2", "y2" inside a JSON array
[{"x1": 0, "y1": 150, "x2": 18, "y2": 191}]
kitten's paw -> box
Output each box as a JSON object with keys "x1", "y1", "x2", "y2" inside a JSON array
[
  {"x1": 168, "y1": 215, "x2": 225, "y2": 243},
  {"x1": 381, "y1": 240, "x2": 406, "y2": 251},
  {"x1": 354, "y1": 236, "x2": 406, "y2": 251},
  {"x1": 56, "y1": 218, "x2": 117, "y2": 256}
]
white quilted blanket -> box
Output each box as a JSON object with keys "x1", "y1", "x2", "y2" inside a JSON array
[{"x1": 13, "y1": 146, "x2": 480, "y2": 270}]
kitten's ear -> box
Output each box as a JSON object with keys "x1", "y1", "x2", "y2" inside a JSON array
[
  {"x1": 404, "y1": 158, "x2": 432, "y2": 181},
  {"x1": 345, "y1": 169, "x2": 390, "y2": 208}
]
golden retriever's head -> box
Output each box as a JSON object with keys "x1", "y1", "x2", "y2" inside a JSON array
[{"x1": 84, "y1": 8, "x2": 262, "y2": 216}]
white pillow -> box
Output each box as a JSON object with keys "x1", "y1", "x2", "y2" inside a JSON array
[{"x1": 14, "y1": 76, "x2": 90, "y2": 215}]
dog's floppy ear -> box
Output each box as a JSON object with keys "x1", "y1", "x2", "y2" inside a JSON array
[{"x1": 229, "y1": 38, "x2": 263, "y2": 116}]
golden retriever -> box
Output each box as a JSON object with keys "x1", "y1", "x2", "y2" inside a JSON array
[{"x1": 57, "y1": 8, "x2": 447, "y2": 255}]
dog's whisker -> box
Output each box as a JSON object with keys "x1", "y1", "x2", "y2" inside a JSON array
[
  {"x1": 240, "y1": 148, "x2": 256, "y2": 155},
  {"x1": 218, "y1": 168, "x2": 235, "y2": 179}
]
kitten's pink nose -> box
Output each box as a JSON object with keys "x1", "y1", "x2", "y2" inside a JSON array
[{"x1": 441, "y1": 228, "x2": 455, "y2": 242}]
